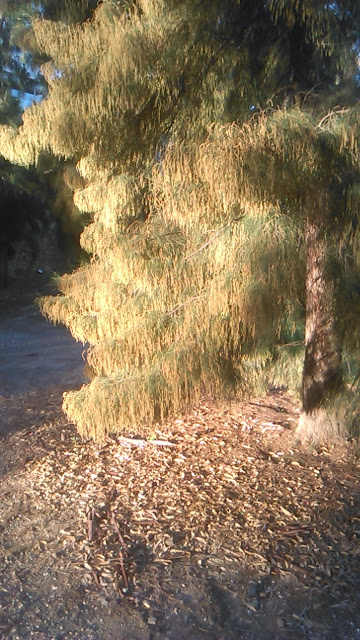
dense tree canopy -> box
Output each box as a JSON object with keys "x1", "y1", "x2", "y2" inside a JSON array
[
  {"x1": 0, "y1": 1, "x2": 97, "y2": 280},
  {"x1": 0, "y1": 0, "x2": 47, "y2": 125},
  {"x1": 0, "y1": 0, "x2": 360, "y2": 443}
]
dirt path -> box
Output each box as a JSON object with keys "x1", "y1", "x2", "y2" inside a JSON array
[
  {"x1": 1, "y1": 283, "x2": 360, "y2": 640},
  {"x1": 0, "y1": 279, "x2": 85, "y2": 437},
  {"x1": 0, "y1": 282, "x2": 148, "y2": 639},
  {"x1": 0, "y1": 302, "x2": 85, "y2": 397},
  {"x1": 0, "y1": 279, "x2": 85, "y2": 433}
]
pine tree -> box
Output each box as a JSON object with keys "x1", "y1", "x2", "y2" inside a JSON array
[
  {"x1": 0, "y1": 1, "x2": 94, "y2": 283},
  {"x1": 249, "y1": 1, "x2": 360, "y2": 442},
  {"x1": 174, "y1": 107, "x2": 360, "y2": 443},
  {"x1": 0, "y1": 1, "x2": 47, "y2": 125},
  {"x1": 0, "y1": 0, "x2": 359, "y2": 443}
]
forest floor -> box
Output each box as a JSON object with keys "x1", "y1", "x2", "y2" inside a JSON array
[{"x1": 1, "y1": 282, "x2": 360, "y2": 640}]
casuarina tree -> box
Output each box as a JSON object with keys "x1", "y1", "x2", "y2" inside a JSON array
[{"x1": 0, "y1": 0, "x2": 359, "y2": 444}]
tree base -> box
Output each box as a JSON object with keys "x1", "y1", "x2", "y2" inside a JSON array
[{"x1": 295, "y1": 406, "x2": 346, "y2": 446}]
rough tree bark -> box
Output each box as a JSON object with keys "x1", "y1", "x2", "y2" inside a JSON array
[
  {"x1": 0, "y1": 238, "x2": 8, "y2": 289},
  {"x1": 296, "y1": 205, "x2": 344, "y2": 443}
]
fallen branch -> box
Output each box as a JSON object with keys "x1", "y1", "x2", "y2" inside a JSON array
[
  {"x1": 111, "y1": 513, "x2": 129, "y2": 592},
  {"x1": 118, "y1": 436, "x2": 176, "y2": 447},
  {"x1": 111, "y1": 512, "x2": 128, "y2": 553},
  {"x1": 118, "y1": 549, "x2": 129, "y2": 592},
  {"x1": 87, "y1": 507, "x2": 96, "y2": 542}
]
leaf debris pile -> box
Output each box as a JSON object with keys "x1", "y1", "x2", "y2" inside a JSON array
[{"x1": 1, "y1": 389, "x2": 360, "y2": 639}]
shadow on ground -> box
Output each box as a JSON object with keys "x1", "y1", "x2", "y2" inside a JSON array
[
  {"x1": 0, "y1": 277, "x2": 85, "y2": 435},
  {"x1": 1, "y1": 280, "x2": 360, "y2": 640}
]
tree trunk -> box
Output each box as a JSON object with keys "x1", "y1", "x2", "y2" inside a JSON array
[
  {"x1": 0, "y1": 239, "x2": 8, "y2": 289},
  {"x1": 296, "y1": 211, "x2": 344, "y2": 443}
]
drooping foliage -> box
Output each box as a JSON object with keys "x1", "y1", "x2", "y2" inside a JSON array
[
  {"x1": 0, "y1": 0, "x2": 360, "y2": 441},
  {"x1": 0, "y1": 1, "x2": 94, "y2": 277}
]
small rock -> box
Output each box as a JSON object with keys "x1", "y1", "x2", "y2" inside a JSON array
[
  {"x1": 277, "y1": 616, "x2": 286, "y2": 629},
  {"x1": 247, "y1": 581, "x2": 260, "y2": 599},
  {"x1": 99, "y1": 597, "x2": 109, "y2": 607},
  {"x1": 148, "y1": 616, "x2": 157, "y2": 625}
]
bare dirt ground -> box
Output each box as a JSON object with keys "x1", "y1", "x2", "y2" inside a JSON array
[
  {"x1": 0, "y1": 276, "x2": 85, "y2": 408},
  {"x1": 1, "y1": 281, "x2": 360, "y2": 640}
]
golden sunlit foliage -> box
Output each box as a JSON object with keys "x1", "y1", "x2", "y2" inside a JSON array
[
  {"x1": 40, "y1": 110, "x2": 311, "y2": 440},
  {"x1": 1, "y1": 0, "x2": 360, "y2": 441}
]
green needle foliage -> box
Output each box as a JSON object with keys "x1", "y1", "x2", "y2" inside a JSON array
[{"x1": 1, "y1": 0, "x2": 360, "y2": 443}]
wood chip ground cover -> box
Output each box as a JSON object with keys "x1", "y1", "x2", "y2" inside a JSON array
[{"x1": 1, "y1": 389, "x2": 360, "y2": 639}]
